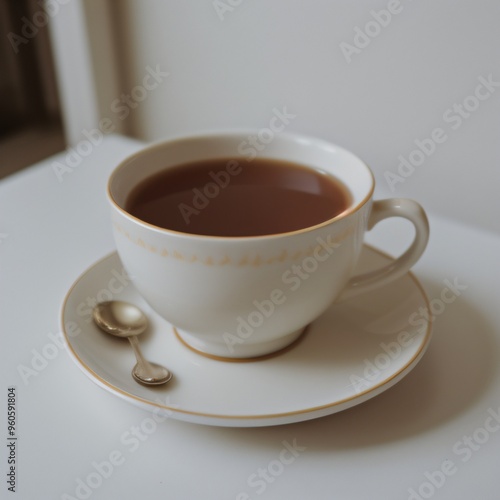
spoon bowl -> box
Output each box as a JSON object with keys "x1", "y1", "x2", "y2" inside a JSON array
[{"x1": 93, "y1": 301, "x2": 172, "y2": 385}]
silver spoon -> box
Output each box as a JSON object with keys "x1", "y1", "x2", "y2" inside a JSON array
[{"x1": 92, "y1": 301, "x2": 172, "y2": 386}]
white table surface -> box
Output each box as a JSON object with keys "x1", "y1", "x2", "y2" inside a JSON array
[{"x1": 1, "y1": 135, "x2": 499, "y2": 500}]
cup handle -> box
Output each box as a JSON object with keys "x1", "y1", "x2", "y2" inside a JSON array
[{"x1": 338, "y1": 198, "x2": 429, "y2": 302}]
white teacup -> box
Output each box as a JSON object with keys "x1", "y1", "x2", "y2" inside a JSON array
[{"x1": 108, "y1": 131, "x2": 429, "y2": 358}]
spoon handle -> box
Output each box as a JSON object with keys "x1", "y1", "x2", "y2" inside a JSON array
[{"x1": 127, "y1": 336, "x2": 154, "y2": 374}]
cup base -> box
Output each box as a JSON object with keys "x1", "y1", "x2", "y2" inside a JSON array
[{"x1": 173, "y1": 326, "x2": 308, "y2": 361}]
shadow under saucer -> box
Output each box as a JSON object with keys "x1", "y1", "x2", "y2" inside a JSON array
[{"x1": 201, "y1": 277, "x2": 497, "y2": 449}]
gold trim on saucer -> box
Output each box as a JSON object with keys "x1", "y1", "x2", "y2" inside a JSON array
[{"x1": 60, "y1": 246, "x2": 433, "y2": 423}]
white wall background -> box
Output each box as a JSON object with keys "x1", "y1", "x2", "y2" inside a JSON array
[{"x1": 105, "y1": 0, "x2": 499, "y2": 232}]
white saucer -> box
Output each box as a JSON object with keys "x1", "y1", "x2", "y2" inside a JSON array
[{"x1": 61, "y1": 246, "x2": 432, "y2": 427}]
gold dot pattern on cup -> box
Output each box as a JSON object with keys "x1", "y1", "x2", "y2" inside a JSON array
[{"x1": 112, "y1": 222, "x2": 353, "y2": 267}]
